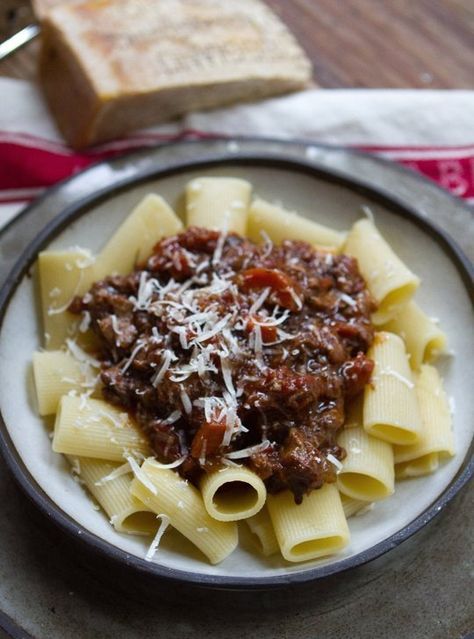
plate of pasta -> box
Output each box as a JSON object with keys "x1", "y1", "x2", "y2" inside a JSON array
[{"x1": 0, "y1": 152, "x2": 472, "y2": 589}]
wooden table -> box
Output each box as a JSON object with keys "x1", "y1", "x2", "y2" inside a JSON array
[{"x1": 1, "y1": 0, "x2": 473, "y2": 87}]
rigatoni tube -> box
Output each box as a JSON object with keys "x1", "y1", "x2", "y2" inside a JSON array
[
  {"x1": 185, "y1": 177, "x2": 251, "y2": 234},
  {"x1": 344, "y1": 219, "x2": 420, "y2": 324},
  {"x1": 32, "y1": 350, "x2": 98, "y2": 416},
  {"x1": 94, "y1": 193, "x2": 183, "y2": 278},
  {"x1": 130, "y1": 458, "x2": 238, "y2": 564},
  {"x1": 267, "y1": 484, "x2": 349, "y2": 563},
  {"x1": 38, "y1": 248, "x2": 96, "y2": 349},
  {"x1": 69, "y1": 457, "x2": 157, "y2": 535},
  {"x1": 52, "y1": 395, "x2": 150, "y2": 460},
  {"x1": 395, "y1": 365, "x2": 454, "y2": 478},
  {"x1": 247, "y1": 198, "x2": 345, "y2": 250},
  {"x1": 337, "y1": 427, "x2": 394, "y2": 501},
  {"x1": 364, "y1": 332, "x2": 422, "y2": 445},
  {"x1": 382, "y1": 301, "x2": 447, "y2": 370},
  {"x1": 245, "y1": 506, "x2": 279, "y2": 557},
  {"x1": 340, "y1": 494, "x2": 373, "y2": 519},
  {"x1": 200, "y1": 465, "x2": 266, "y2": 522}
]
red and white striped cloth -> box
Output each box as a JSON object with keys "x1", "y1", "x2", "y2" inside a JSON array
[{"x1": 1, "y1": 80, "x2": 473, "y2": 226}]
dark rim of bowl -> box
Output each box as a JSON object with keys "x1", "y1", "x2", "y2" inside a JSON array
[
  {"x1": 0, "y1": 609, "x2": 35, "y2": 639},
  {"x1": 3, "y1": 135, "x2": 474, "y2": 241},
  {"x1": 0, "y1": 152, "x2": 472, "y2": 592}
]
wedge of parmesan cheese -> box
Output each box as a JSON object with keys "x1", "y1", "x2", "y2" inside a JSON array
[{"x1": 39, "y1": 0, "x2": 312, "y2": 148}]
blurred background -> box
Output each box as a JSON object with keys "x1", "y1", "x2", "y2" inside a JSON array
[{"x1": 1, "y1": 0, "x2": 473, "y2": 87}]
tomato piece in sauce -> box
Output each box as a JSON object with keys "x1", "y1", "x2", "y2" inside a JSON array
[
  {"x1": 191, "y1": 421, "x2": 226, "y2": 459},
  {"x1": 246, "y1": 318, "x2": 278, "y2": 343},
  {"x1": 239, "y1": 267, "x2": 302, "y2": 311}
]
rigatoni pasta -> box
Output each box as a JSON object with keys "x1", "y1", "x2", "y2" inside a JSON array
[
  {"x1": 363, "y1": 332, "x2": 422, "y2": 445},
  {"x1": 200, "y1": 465, "x2": 267, "y2": 522},
  {"x1": 245, "y1": 507, "x2": 279, "y2": 557},
  {"x1": 185, "y1": 177, "x2": 251, "y2": 234},
  {"x1": 31, "y1": 178, "x2": 455, "y2": 569},
  {"x1": 52, "y1": 395, "x2": 150, "y2": 460},
  {"x1": 394, "y1": 365, "x2": 454, "y2": 478},
  {"x1": 337, "y1": 427, "x2": 394, "y2": 501},
  {"x1": 32, "y1": 349, "x2": 98, "y2": 415},
  {"x1": 38, "y1": 247, "x2": 96, "y2": 348},
  {"x1": 344, "y1": 218, "x2": 420, "y2": 324},
  {"x1": 382, "y1": 301, "x2": 447, "y2": 370},
  {"x1": 267, "y1": 484, "x2": 350, "y2": 563},
  {"x1": 70, "y1": 457, "x2": 158, "y2": 535},
  {"x1": 94, "y1": 193, "x2": 183, "y2": 278},
  {"x1": 395, "y1": 453, "x2": 440, "y2": 478},
  {"x1": 340, "y1": 494, "x2": 373, "y2": 519},
  {"x1": 130, "y1": 458, "x2": 238, "y2": 564},
  {"x1": 247, "y1": 197, "x2": 345, "y2": 249}
]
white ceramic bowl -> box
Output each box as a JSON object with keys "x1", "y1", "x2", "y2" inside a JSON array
[{"x1": 0, "y1": 151, "x2": 472, "y2": 589}]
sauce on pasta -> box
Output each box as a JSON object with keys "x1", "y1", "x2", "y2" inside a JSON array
[{"x1": 70, "y1": 226, "x2": 376, "y2": 503}]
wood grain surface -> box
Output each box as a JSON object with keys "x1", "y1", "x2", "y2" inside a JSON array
[
  {"x1": 266, "y1": 0, "x2": 474, "y2": 88},
  {"x1": 0, "y1": 0, "x2": 473, "y2": 86}
]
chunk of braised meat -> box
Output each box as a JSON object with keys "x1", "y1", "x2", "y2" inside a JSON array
[
  {"x1": 147, "y1": 235, "x2": 195, "y2": 281},
  {"x1": 243, "y1": 367, "x2": 342, "y2": 418},
  {"x1": 250, "y1": 431, "x2": 345, "y2": 504},
  {"x1": 340, "y1": 352, "x2": 374, "y2": 397},
  {"x1": 101, "y1": 367, "x2": 140, "y2": 410},
  {"x1": 143, "y1": 419, "x2": 182, "y2": 463},
  {"x1": 334, "y1": 320, "x2": 374, "y2": 355}
]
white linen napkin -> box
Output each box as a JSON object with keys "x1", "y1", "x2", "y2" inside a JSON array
[{"x1": 1, "y1": 78, "x2": 473, "y2": 225}]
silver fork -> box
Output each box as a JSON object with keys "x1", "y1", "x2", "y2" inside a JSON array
[{"x1": 0, "y1": 23, "x2": 40, "y2": 60}]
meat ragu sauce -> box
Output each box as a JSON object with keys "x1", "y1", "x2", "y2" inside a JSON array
[{"x1": 70, "y1": 227, "x2": 376, "y2": 503}]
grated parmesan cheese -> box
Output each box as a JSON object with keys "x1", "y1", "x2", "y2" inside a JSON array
[
  {"x1": 151, "y1": 349, "x2": 175, "y2": 386},
  {"x1": 199, "y1": 439, "x2": 207, "y2": 466},
  {"x1": 327, "y1": 453, "x2": 343, "y2": 473},
  {"x1": 125, "y1": 455, "x2": 158, "y2": 495},
  {"x1": 148, "y1": 456, "x2": 186, "y2": 470},
  {"x1": 78, "y1": 310, "x2": 91, "y2": 333},
  {"x1": 220, "y1": 355, "x2": 236, "y2": 397},
  {"x1": 378, "y1": 367, "x2": 414, "y2": 389},
  {"x1": 226, "y1": 440, "x2": 271, "y2": 459},
  {"x1": 49, "y1": 287, "x2": 61, "y2": 298},
  {"x1": 180, "y1": 386, "x2": 192, "y2": 414},
  {"x1": 145, "y1": 514, "x2": 170, "y2": 561},
  {"x1": 361, "y1": 205, "x2": 375, "y2": 223},
  {"x1": 66, "y1": 338, "x2": 100, "y2": 368},
  {"x1": 120, "y1": 340, "x2": 145, "y2": 374},
  {"x1": 94, "y1": 461, "x2": 132, "y2": 486},
  {"x1": 288, "y1": 287, "x2": 302, "y2": 310},
  {"x1": 339, "y1": 293, "x2": 357, "y2": 308},
  {"x1": 162, "y1": 410, "x2": 182, "y2": 425},
  {"x1": 48, "y1": 270, "x2": 86, "y2": 316},
  {"x1": 212, "y1": 231, "x2": 227, "y2": 267},
  {"x1": 260, "y1": 229, "x2": 273, "y2": 259},
  {"x1": 249, "y1": 287, "x2": 271, "y2": 316},
  {"x1": 252, "y1": 309, "x2": 290, "y2": 328},
  {"x1": 68, "y1": 246, "x2": 96, "y2": 269}
]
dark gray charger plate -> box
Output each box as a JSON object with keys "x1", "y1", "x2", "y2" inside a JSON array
[{"x1": 0, "y1": 139, "x2": 472, "y2": 638}]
